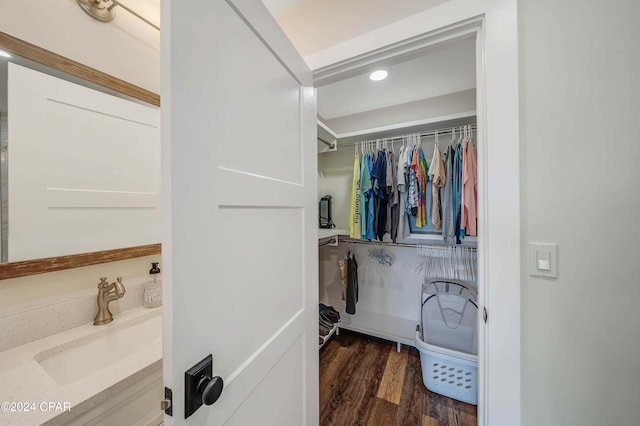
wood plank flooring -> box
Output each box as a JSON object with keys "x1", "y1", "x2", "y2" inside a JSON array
[{"x1": 320, "y1": 330, "x2": 477, "y2": 426}]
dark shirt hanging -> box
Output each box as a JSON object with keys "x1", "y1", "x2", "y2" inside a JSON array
[
  {"x1": 373, "y1": 150, "x2": 388, "y2": 241},
  {"x1": 345, "y1": 252, "x2": 359, "y2": 315}
]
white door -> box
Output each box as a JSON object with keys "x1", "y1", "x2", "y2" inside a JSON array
[{"x1": 161, "y1": 0, "x2": 318, "y2": 424}]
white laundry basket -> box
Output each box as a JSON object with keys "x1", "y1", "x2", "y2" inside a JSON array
[{"x1": 416, "y1": 279, "x2": 478, "y2": 405}]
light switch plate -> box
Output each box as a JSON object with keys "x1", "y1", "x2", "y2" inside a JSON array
[{"x1": 529, "y1": 242, "x2": 557, "y2": 278}]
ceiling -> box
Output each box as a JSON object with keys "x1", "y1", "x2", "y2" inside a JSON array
[
  {"x1": 1, "y1": 1, "x2": 475, "y2": 137},
  {"x1": 261, "y1": 0, "x2": 310, "y2": 17},
  {"x1": 261, "y1": 0, "x2": 475, "y2": 137},
  {"x1": 316, "y1": 37, "x2": 476, "y2": 121},
  {"x1": 262, "y1": 0, "x2": 450, "y2": 57},
  {"x1": 107, "y1": 0, "x2": 474, "y2": 138}
]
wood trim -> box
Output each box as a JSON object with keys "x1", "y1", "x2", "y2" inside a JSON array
[
  {"x1": 0, "y1": 244, "x2": 161, "y2": 280},
  {"x1": 0, "y1": 31, "x2": 160, "y2": 106}
]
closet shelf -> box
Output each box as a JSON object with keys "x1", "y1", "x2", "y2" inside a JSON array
[
  {"x1": 339, "y1": 308, "x2": 416, "y2": 348},
  {"x1": 318, "y1": 229, "x2": 348, "y2": 247},
  {"x1": 319, "y1": 232, "x2": 477, "y2": 249},
  {"x1": 319, "y1": 323, "x2": 339, "y2": 350},
  {"x1": 318, "y1": 228, "x2": 348, "y2": 240}
]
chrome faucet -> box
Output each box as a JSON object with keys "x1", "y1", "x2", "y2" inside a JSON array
[{"x1": 93, "y1": 276, "x2": 126, "y2": 325}]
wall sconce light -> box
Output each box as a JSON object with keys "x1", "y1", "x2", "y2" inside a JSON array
[{"x1": 76, "y1": 0, "x2": 159, "y2": 30}]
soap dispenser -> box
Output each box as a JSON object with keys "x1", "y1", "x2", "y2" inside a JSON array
[{"x1": 143, "y1": 262, "x2": 162, "y2": 308}]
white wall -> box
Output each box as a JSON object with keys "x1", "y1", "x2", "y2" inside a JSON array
[
  {"x1": 324, "y1": 90, "x2": 476, "y2": 135},
  {"x1": 0, "y1": 0, "x2": 160, "y2": 93},
  {"x1": 519, "y1": 1, "x2": 640, "y2": 425},
  {"x1": 317, "y1": 149, "x2": 352, "y2": 230},
  {"x1": 320, "y1": 243, "x2": 424, "y2": 322}
]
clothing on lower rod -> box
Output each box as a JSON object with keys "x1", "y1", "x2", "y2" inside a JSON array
[{"x1": 345, "y1": 252, "x2": 358, "y2": 315}]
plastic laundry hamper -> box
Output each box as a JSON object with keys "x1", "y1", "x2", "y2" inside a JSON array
[{"x1": 415, "y1": 279, "x2": 478, "y2": 405}]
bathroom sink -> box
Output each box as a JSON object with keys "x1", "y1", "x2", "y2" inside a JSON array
[{"x1": 34, "y1": 310, "x2": 162, "y2": 385}]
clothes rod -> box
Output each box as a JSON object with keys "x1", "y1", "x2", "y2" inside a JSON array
[
  {"x1": 337, "y1": 237, "x2": 477, "y2": 251},
  {"x1": 337, "y1": 124, "x2": 477, "y2": 150},
  {"x1": 318, "y1": 137, "x2": 336, "y2": 149}
]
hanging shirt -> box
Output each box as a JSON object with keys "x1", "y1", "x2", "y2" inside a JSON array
[
  {"x1": 453, "y1": 143, "x2": 463, "y2": 244},
  {"x1": 389, "y1": 150, "x2": 400, "y2": 242},
  {"x1": 430, "y1": 145, "x2": 446, "y2": 229},
  {"x1": 365, "y1": 154, "x2": 375, "y2": 240},
  {"x1": 441, "y1": 144, "x2": 455, "y2": 244},
  {"x1": 373, "y1": 150, "x2": 388, "y2": 241},
  {"x1": 397, "y1": 146, "x2": 406, "y2": 195},
  {"x1": 360, "y1": 153, "x2": 372, "y2": 239},
  {"x1": 371, "y1": 151, "x2": 381, "y2": 238},
  {"x1": 385, "y1": 150, "x2": 394, "y2": 237},
  {"x1": 409, "y1": 146, "x2": 419, "y2": 214},
  {"x1": 460, "y1": 139, "x2": 467, "y2": 235},
  {"x1": 426, "y1": 179, "x2": 433, "y2": 226},
  {"x1": 345, "y1": 252, "x2": 359, "y2": 315},
  {"x1": 412, "y1": 146, "x2": 427, "y2": 227},
  {"x1": 462, "y1": 141, "x2": 478, "y2": 236},
  {"x1": 349, "y1": 152, "x2": 360, "y2": 238},
  {"x1": 397, "y1": 146, "x2": 411, "y2": 239}
]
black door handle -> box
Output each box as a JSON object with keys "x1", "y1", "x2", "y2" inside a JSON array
[
  {"x1": 198, "y1": 374, "x2": 224, "y2": 405},
  {"x1": 185, "y1": 354, "x2": 224, "y2": 418}
]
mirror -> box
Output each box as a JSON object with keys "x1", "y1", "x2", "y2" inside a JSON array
[{"x1": 0, "y1": 32, "x2": 161, "y2": 278}]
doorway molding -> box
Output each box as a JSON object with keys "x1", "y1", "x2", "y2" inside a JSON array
[{"x1": 309, "y1": 5, "x2": 521, "y2": 425}]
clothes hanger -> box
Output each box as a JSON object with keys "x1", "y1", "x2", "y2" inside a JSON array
[{"x1": 447, "y1": 127, "x2": 456, "y2": 149}]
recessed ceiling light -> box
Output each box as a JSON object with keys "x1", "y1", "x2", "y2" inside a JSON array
[
  {"x1": 0, "y1": 50, "x2": 11, "y2": 58},
  {"x1": 369, "y1": 69, "x2": 388, "y2": 81}
]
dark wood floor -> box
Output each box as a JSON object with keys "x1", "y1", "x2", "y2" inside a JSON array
[{"x1": 320, "y1": 330, "x2": 477, "y2": 426}]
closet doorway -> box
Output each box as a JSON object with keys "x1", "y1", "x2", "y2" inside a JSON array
[{"x1": 314, "y1": 15, "x2": 518, "y2": 424}]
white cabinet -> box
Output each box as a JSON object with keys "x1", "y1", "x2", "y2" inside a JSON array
[{"x1": 64, "y1": 367, "x2": 163, "y2": 426}]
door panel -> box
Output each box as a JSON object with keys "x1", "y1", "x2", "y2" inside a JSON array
[
  {"x1": 163, "y1": 0, "x2": 317, "y2": 424},
  {"x1": 205, "y1": 0, "x2": 303, "y2": 185},
  {"x1": 224, "y1": 335, "x2": 305, "y2": 426},
  {"x1": 213, "y1": 207, "x2": 303, "y2": 377}
]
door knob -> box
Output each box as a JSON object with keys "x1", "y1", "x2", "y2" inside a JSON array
[
  {"x1": 185, "y1": 354, "x2": 224, "y2": 418},
  {"x1": 198, "y1": 374, "x2": 224, "y2": 405}
]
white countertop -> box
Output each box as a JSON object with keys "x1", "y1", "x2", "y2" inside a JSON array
[{"x1": 0, "y1": 306, "x2": 162, "y2": 425}]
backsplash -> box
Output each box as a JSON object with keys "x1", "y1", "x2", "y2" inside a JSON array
[{"x1": 0, "y1": 276, "x2": 150, "y2": 352}]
